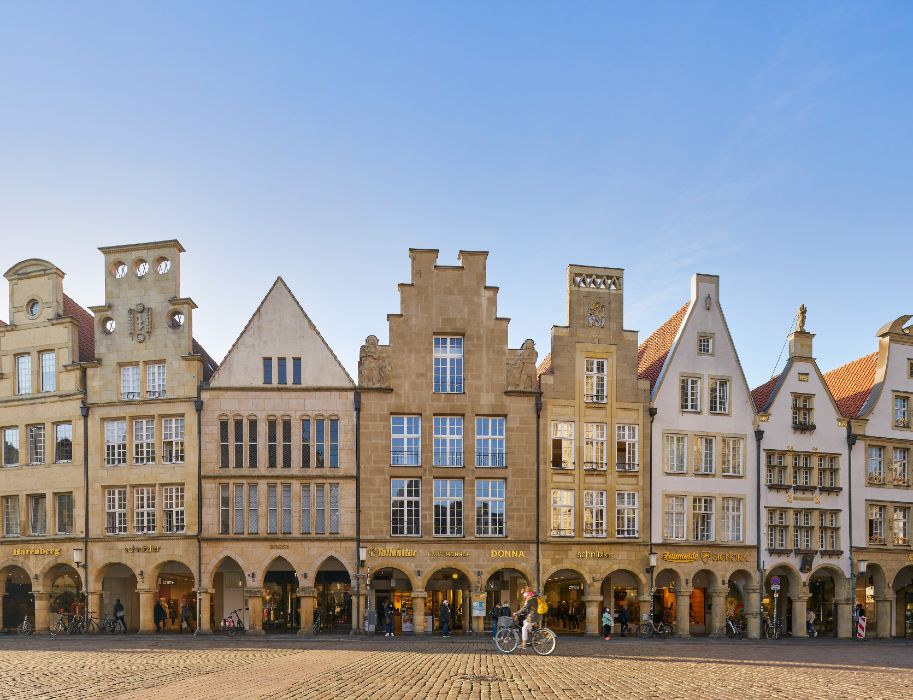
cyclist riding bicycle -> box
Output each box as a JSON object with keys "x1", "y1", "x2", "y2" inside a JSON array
[{"x1": 514, "y1": 589, "x2": 542, "y2": 649}]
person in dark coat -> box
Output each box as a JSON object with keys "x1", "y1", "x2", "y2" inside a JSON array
[
  {"x1": 440, "y1": 600, "x2": 451, "y2": 637},
  {"x1": 618, "y1": 606, "x2": 628, "y2": 636},
  {"x1": 153, "y1": 600, "x2": 167, "y2": 632},
  {"x1": 384, "y1": 602, "x2": 396, "y2": 637},
  {"x1": 113, "y1": 599, "x2": 127, "y2": 633}
]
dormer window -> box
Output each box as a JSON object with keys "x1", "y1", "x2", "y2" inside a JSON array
[
  {"x1": 791, "y1": 394, "x2": 815, "y2": 431},
  {"x1": 697, "y1": 335, "x2": 713, "y2": 355}
]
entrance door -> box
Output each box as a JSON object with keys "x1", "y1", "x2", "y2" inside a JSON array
[{"x1": 2, "y1": 567, "x2": 33, "y2": 631}]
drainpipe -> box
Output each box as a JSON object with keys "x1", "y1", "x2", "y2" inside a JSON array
[
  {"x1": 80, "y1": 401, "x2": 90, "y2": 612},
  {"x1": 535, "y1": 392, "x2": 542, "y2": 592},
  {"x1": 846, "y1": 421, "x2": 858, "y2": 639},
  {"x1": 754, "y1": 428, "x2": 764, "y2": 622},
  {"x1": 648, "y1": 407, "x2": 657, "y2": 616},
  {"x1": 195, "y1": 387, "x2": 204, "y2": 636},
  {"x1": 354, "y1": 389, "x2": 362, "y2": 634}
]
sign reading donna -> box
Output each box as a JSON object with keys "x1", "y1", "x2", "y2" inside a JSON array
[
  {"x1": 661, "y1": 551, "x2": 750, "y2": 564},
  {"x1": 12, "y1": 547, "x2": 61, "y2": 556}
]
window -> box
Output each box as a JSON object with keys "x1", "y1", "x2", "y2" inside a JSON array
[
  {"x1": 584, "y1": 423, "x2": 607, "y2": 470},
  {"x1": 248, "y1": 485, "x2": 258, "y2": 534},
  {"x1": 267, "y1": 484, "x2": 278, "y2": 534},
  {"x1": 791, "y1": 394, "x2": 814, "y2": 428},
  {"x1": 315, "y1": 484, "x2": 325, "y2": 534},
  {"x1": 329, "y1": 418, "x2": 339, "y2": 468},
  {"x1": 16, "y1": 354, "x2": 32, "y2": 395},
  {"x1": 909, "y1": 359, "x2": 913, "y2": 379},
  {"x1": 551, "y1": 421, "x2": 575, "y2": 469},
  {"x1": 767, "y1": 509, "x2": 788, "y2": 549},
  {"x1": 663, "y1": 495, "x2": 686, "y2": 540},
  {"x1": 476, "y1": 417, "x2": 505, "y2": 467},
  {"x1": 315, "y1": 418, "x2": 326, "y2": 467},
  {"x1": 329, "y1": 483, "x2": 340, "y2": 534},
  {"x1": 894, "y1": 448, "x2": 910, "y2": 486},
  {"x1": 162, "y1": 417, "x2": 184, "y2": 463},
  {"x1": 300, "y1": 484, "x2": 310, "y2": 534},
  {"x1": 219, "y1": 484, "x2": 230, "y2": 534},
  {"x1": 282, "y1": 418, "x2": 292, "y2": 468},
  {"x1": 893, "y1": 507, "x2": 910, "y2": 545},
  {"x1": 163, "y1": 486, "x2": 185, "y2": 533},
  {"x1": 233, "y1": 418, "x2": 244, "y2": 468},
  {"x1": 695, "y1": 436, "x2": 715, "y2": 474},
  {"x1": 55, "y1": 423, "x2": 72, "y2": 463},
  {"x1": 433, "y1": 479, "x2": 463, "y2": 536},
  {"x1": 818, "y1": 455, "x2": 839, "y2": 488},
  {"x1": 2, "y1": 427, "x2": 20, "y2": 466},
  {"x1": 3, "y1": 496, "x2": 20, "y2": 536},
  {"x1": 680, "y1": 377, "x2": 700, "y2": 412},
  {"x1": 895, "y1": 395, "x2": 911, "y2": 428},
  {"x1": 133, "y1": 419, "x2": 155, "y2": 465},
  {"x1": 721, "y1": 498, "x2": 743, "y2": 542},
  {"x1": 39, "y1": 351, "x2": 56, "y2": 392},
  {"x1": 697, "y1": 335, "x2": 713, "y2": 355},
  {"x1": 146, "y1": 363, "x2": 166, "y2": 398},
  {"x1": 584, "y1": 359, "x2": 607, "y2": 402},
  {"x1": 233, "y1": 484, "x2": 244, "y2": 534},
  {"x1": 868, "y1": 504, "x2": 885, "y2": 544},
  {"x1": 792, "y1": 453, "x2": 813, "y2": 487},
  {"x1": 55, "y1": 493, "x2": 73, "y2": 534},
  {"x1": 219, "y1": 419, "x2": 229, "y2": 468},
  {"x1": 475, "y1": 479, "x2": 505, "y2": 537},
  {"x1": 120, "y1": 365, "x2": 140, "y2": 400},
  {"x1": 616, "y1": 424, "x2": 638, "y2": 471},
  {"x1": 281, "y1": 483, "x2": 292, "y2": 534},
  {"x1": 391, "y1": 478, "x2": 421, "y2": 536},
  {"x1": 820, "y1": 511, "x2": 840, "y2": 550},
  {"x1": 267, "y1": 419, "x2": 278, "y2": 468},
  {"x1": 766, "y1": 452, "x2": 787, "y2": 486},
  {"x1": 664, "y1": 434, "x2": 686, "y2": 474},
  {"x1": 692, "y1": 497, "x2": 715, "y2": 541},
  {"x1": 433, "y1": 336, "x2": 463, "y2": 393},
  {"x1": 27, "y1": 425, "x2": 45, "y2": 464},
  {"x1": 292, "y1": 357, "x2": 301, "y2": 385},
  {"x1": 248, "y1": 418, "x2": 258, "y2": 468},
  {"x1": 29, "y1": 495, "x2": 46, "y2": 536},
  {"x1": 263, "y1": 358, "x2": 273, "y2": 384},
  {"x1": 709, "y1": 379, "x2": 729, "y2": 414},
  {"x1": 615, "y1": 492, "x2": 639, "y2": 538},
  {"x1": 105, "y1": 488, "x2": 127, "y2": 535},
  {"x1": 721, "y1": 437, "x2": 743, "y2": 476},
  {"x1": 134, "y1": 487, "x2": 155, "y2": 533},
  {"x1": 550, "y1": 489, "x2": 574, "y2": 537},
  {"x1": 583, "y1": 490, "x2": 607, "y2": 537},
  {"x1": 277, "y1": 357, "x2": 287, "y2": 385},
  {"x1": 433, "y1": 416, "x2": 463, "y2": 466},
  {"x1": 868, "y1": 446, "x2": 885, "y2": 484},
  {"x1": 793, "y1": 510, "x2": 814, "y2": 550},
  {"x1": 391, "y1": 416, "x2": 420, "y2": 466},
  {"x1": 301, "y1": 418, "x2": 311, "y2": 467},
  {"x1": 104, "y1": 420, "x2": 127, "y2": 466}
]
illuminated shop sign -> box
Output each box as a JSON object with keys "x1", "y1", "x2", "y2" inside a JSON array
[
  {"x1": 12, "y1": 547, "x2": 61, "y2": 556},
  {"x1": 661, "y1": 551, "x2": 750, "y2": 564}
]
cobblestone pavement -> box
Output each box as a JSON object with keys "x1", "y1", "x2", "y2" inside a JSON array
[{"x1": 1, "y1": 634, "x2": 911, "y2": 700}]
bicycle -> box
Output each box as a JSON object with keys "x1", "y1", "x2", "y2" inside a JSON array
[
  {"x1": 49, "y1": 614, "x2": 69, "y2": 636},
  {"x1": 724, "y1": 617, "x2": 745, "y2": 639},
  {"x1": 99, "y1": 612, "x2": 118, "y2": 634},
  {"x1": 763, "y1": 616, "x2": 782, "y2": 640},
  {"x1": 638, "y1": 616, "x2": 673, "y2": 639},
  {"x1": 17, "y1": 615, "x2": 33, "y2": 636},
  {"x1": 83, "y1": 612, "x2": 102, "y2": 634},
  {"x1": 312, "y1": 611, "x2": 322, "y2": 635},
  {"x1": 494, "y1": 617, "x2": 557, "y2": 655},
  {"x1": 67, "y1": 614, "x2": 86, "y2": 635},
  {"x1": 221, "y1": 608, "x2": 246, "y2": 638}
]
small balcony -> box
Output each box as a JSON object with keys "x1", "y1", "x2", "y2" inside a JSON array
[
  {"x1": 792, "y1": 421, "x2": 816, "y2": 433},
  {"x1": 792, "y1": 483, "x2": 817, "y2": 494},
  {"x1": 390, "y1": 451, "x2": 420, "y2": 467},
  {"x1": 616, "y1": 462, "x2": 639, "y2": 472},
  {"x1": 433, "y1": 451, "x2": 463, "y2": 467},
  {"x1": 583, "y1": 461, "x2": 607, "y2": 471},
  {"x1": 584, "y1": 393, "x2": 607, "y2": 404},
  {"x1": 476, "y1": 451, "x2": 506, "y2": 467}
]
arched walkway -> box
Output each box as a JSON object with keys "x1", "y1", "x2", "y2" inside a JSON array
[
  {"x1": 45, "y1": 564, "x2": 81, "y2": 628},
  {"x1": 892, "y1": 565, "x2": 913, "y2": 638},
  {"x1": 808, "y1": 565, "x2": 848, "y2": 637},
  {"x1": 99, "y1": 563, "x2": 139, "y2": 633},
  {"x1": 600, "y1": 569, "x2": 643, "y2": 637},
  {"x1": 483, "y1": 568, "x2": 530, "y2": 635},
  {"x1": 543, "y1": 568, "x2": 586, "y2": 634},
  {"x1": 425, "y1": 568, "x2": 471, "y2": 635},
  {"x1": 372, "y1": 567, "x2": 414, "y2": 635},
  {"x1": 1, "y1": 565, "x2": 33, "y2": 632},
  {"x1": 764, "y1": 564, "x2": 801, "y2": 634},
  {"x1": 211, "y1": 556, "x2": 245, "y2": 632},
  {"x1": 857, "y1": 563, "x2": 888, "y2": 636},
  {"x1": 688, "y1": 569, "x2": 720, "y2": 636},
  {"x1": 152, "y1": 561, "x2": 196, "y2": 633},
  {"x1": 314, "y1": 556, "x2": 352, "y2": 632},
  {"x1": 262, "y1": 556, "x2": 298, "y2": 632}
]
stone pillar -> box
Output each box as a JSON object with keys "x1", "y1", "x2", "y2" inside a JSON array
[
  {"x1": 875, "y1": 596, "x2": 892, "y2": 638},
  {"x1": 708, "y1": 587, "x2": 727, "y2": 637},
  {"x1": 675, "y1": 590, "x2": 692, "y2": 637},
  {"x1": 836, "y1": 598, "x2": 853, "y2": 639},
  {"x1": 33, "y1": 591, "x2": 50, "y2": 633},
  {"x1": 790, "y1": 594, "x2": 809, "y2": 638},
  {"x1": 138, "y1": 589, "x2": 156, "y2": 634},
  {"x1": 463, "y1": 594, "x2": 472, "y2": 634},
  {"x1": 584, "y1": 595, "x2": 601, "y2": 636},
  {"x1": 412, "y1": 591, "x2": 427, "y2": 635},
  {"x1": 245, "y1": 590, "x2": 264, "y2": 635},
  {"x1": 296, "y1": 586, "x2": 316, "y2": 635},
  {"x1": 745, "y1": 583, "x2": 761, "y2": 639},
  {"x1": 198, "y1": 590, "x2": 212, "y2": 634},
  {"x1": 636, "y1": 594, "x2": 651, "y2": 631},
  {"x1": 87, "y1": 591, "x2": 103, "y2": 621}
]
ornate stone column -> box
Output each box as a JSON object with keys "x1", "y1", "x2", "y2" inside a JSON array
[
  {"x1": 675, "y1": 589, "x2": 692, "y2": 637},
  {"x1": 198, "y1": 590, "x2": 212, "y2": 634},
  {"x1": 875, "y1": 595, "x2": 892, "y2": 638},
  {"x1": 412, "y1": 591, "x2": 427, "y2": 635},
  {"x1": 138, "y1": 589, "x2": 156, "y2": 633},
  {"x1": 245, "y1": 590, "x2": 264, "y2": 634},
  {"x1": 708, "y1": 587, "x2": 727, "y2": 637},
  {"x1": 790, "y1": 593, "x2": 809, "y2": 638},
  {"x1": 33, "y1": 591, "x2": 50, "y2": 633},
  {"x1": 744, "y1": 583, "x2": 761, "y2": 639},
  {"x1": 584, "y1": 595, "x2": 602, "y2": 636},
  {"x1": 296, "y1": 586, "x2": 316, "y2": 635},
  {"x1": 835, "y1": 597, "x2": 853, "y2": 638}
]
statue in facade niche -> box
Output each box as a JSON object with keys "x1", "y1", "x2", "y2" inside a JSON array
[
  {"x1": 359, "y1": 335, "x2": 390, "y2": 387},
  {"x1": 796, "y1": 304, "x2": 807, "y2": 333},
  {"x1": 507, "y1": 339, "x2": 537, "y2": 390}
]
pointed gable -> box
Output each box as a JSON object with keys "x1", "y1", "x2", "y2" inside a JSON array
[
  {"x1": 209, "y1": 277, "x2": 353, "y2": 388},
  {"x1": 637, "y1": 302, "x2": 690, "y2": 393},
  {"x1": 751, "y1": 374, "x2": 780, "y2": 413},
  {"x1": 823, "y1": 352, "x2": 878, "y2": 418}
]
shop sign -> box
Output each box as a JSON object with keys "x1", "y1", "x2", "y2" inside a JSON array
[
  {"x1": 490, "y1": 549, "x2": 527, "y2": 559},
  {"x1": 576, "y1": 550, "x2": 612, "y2": 559},
  {"x1": 367, "y1": 547, "x2": 416, "y2": 557},
  {"x1": 907, "y1": 554, "x2": 913, "y2": 562},
  {"x1": 123, "y1": 545, "x2": 161, "y2": 554},
  {"x1": 12, "y1": 547, "x2": 61, "y2": 556},
  {"x1": 429, "y1": 550, "x2": 470, "y2": 558},
  {"x1": 269, "y1": 544, "x2": 290, "y2": 550},
  {"x1": 661, "y1": 551, "x2": 750, "y2": 564}
]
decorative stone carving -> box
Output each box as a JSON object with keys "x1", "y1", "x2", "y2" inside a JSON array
[
  {"x1": 506, "y1": 339, "x2": 537, "y2": 391},
  {"x1": 128, "y1": 302, "x2": 151, "y2": 343},
  {"x1": 359, "y1": 335, "x2": 391, "y2": 387},
  {"x1": 796, "y1": 304, "x2": 807, "y2": 333},
  {"x1": 586, "y1": 301, "x2": 605, "y2": 328}
]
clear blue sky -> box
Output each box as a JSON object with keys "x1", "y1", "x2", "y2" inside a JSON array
[{"x1": 1, "y1": 2, "x2": 911, "y2": 388}]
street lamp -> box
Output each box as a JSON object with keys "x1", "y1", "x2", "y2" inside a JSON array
[
  {"x1": 72, "y1": 548, "x2": 86, "y2": 617},
  {"x1": 646, "y1": 551, "x2": 658, "y2": 623}
]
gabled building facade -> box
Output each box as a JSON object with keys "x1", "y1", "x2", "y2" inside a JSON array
[
  {"x1": 200, "y1": 277, "x2": 356, "y2": 635},
  {"x1": 640, "y1": 274, "x2": 758, "y2": 638}
]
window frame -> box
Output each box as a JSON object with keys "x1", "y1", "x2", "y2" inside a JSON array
[
  {"x1": 680, "y1": 376, "x2": 701, "y2": 412},
  {"x1": 476, "y1": 416, "x2": 506, "y2": 467},
  {"x1": 16, "y1": 354, "x2": 32, "y2": 395},
  {"x1": 584, "y1": 358, "x2": 608, "y2": 403},
  {"x1": 433, "y1": 336, "x2": 464, "y2": 394},
  {"x1": 475, "y1": 479, "x2": 506, "y2": 537},
  {"x1": 433, "y1": 478, "x2": 464, "y2": 537},
  {"x1": 583, "y1": 423, "x2": 608, "y2": 471},
  {"x1": 709, "y1": 377, "x2": 730, "y2": 414},
  {"x1": 663, "y1": 495, "x2": 686, "y2": 541},
  {"x1": 39, "y1": 350, "x2": 56, "y2": 392},
  {"x1": 550, "y1": 489, "x2": 574, "y2": 537},
  {"x1": 391, "y1": 478, "x2": 421, "y2": 537},
  {"x1": 433, "y1": 416, "x2": 463, "y2": 467},
  {"x1": 615, "y1": 491, "x2": 639, "y2": 538},
  {"x1": 583, "y1": 489, "x2": 607, "y2": 538},
  {"x1": 106, "y1": 488, "x2": 127, "y2": 535}
]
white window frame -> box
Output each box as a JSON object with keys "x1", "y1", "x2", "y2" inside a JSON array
[
  {"x1": 663, "y1": 495, "x2": 686, "y2": 540},
  {"x1": 105, "y1": 420, "x2": 127, "y2": 466},
  {"x1": 3, "y1": 495, "x2": 20, "y2": 537},
  {"x1": 476, "y1": 417, "x2": 506, "y2": 467},
  {"x1": 39, "y1": 351, "x2": 56, "y2": 392},
  {"x1": 895, "y1": 395, "x2": 911, "y2": 428},
  {"x1": 767, "y1": 509, "x2": 788, "y2": 550},
  {"x1": 134, "y1": 487, "x2": 156, "y2": 534},
  {"x1": 391, "y1": 478, "x2": 421, "y2": 536},
  {"x1": 16, "y1": 354, "x2": 32, "y2": 395},
  {"x1": 697, "y1": 335, "x2": 713, "y2": 355},
  {"x1": 721, "y1": 437, "x2": 743, "y2": 476},
  {"x1": 433, "y1": 478, "x2": 464, "y2": 537},
  {"x1": 868, "y1": 504, "x2": 885, "y2": 544},
  {"x1": 55, "y1": 493, "x2": 73, "y2": 535},
  {"x1": 583, "y1": 490, "x2": 607, "y2": 538},
  {"x1": 475, "y1": 479, "x2": 505, "y2": 537},
  {"x1": 680, "y1": 376, "x2": 701, "y2": 412},
  {"x1": 162, "y1": 417, "x2": 185, "y2": 464},
  {"x1": 551, "y1": 421, "x2": 575, "y2": 470},
  {"x1": 893, "y1": 506, "x2": 910, "y2": 546},
  {"x1": 692, "y1": 496, "x2": 715, "y2": 542},
  {"x1": 163, "y1": 485, "x2": 185, "y2": 533},
  {"x1": 584, "y1": 358, "x2": 607, "y2": 403},
  {"x1": 584, "y1": 423, "x2": 607, "y2": 470},
  {"x1": 868, "y1": 446, "x2": 885, "y2": 484},
  {"x1": 133, "y1": 418, "x2": 155, "y2": 465},
  {"x1": 819, "y1": 511, "x2": 840, "y2": 550},
  {"x1": 721, "y1": 497, "x2": 743, "y2": 542},
  {"x1": 550, "y1": 489, "x2": 574, "y2": 537},
  {"x1": 120, "y1": 365, "x2": 140, "y2": 400},
  {"x1": 433, "y1": 336, "x2": 463, "y2": 393},
  {"x1": 695, "y1": 435, "x2": 715, "y2": 474},
  {"x1": 146, "y1": 363, "x2": 167, "y2": 399},
  {"x1": 433, "y1": 416, "x2": 463, "y2": 467},
  {"x1": 793, "y1": 510, "x2": 814, "y2": 550},
  {"x1": 664, "y1": 434, "x2": 687, "y2": 474},
  {"x1": 709, "y1": 378, "x2": 730, "y2": 414},
  {"x1": 27, "y1": 424, "x2": 45, "y2": 465},
  {"x1": 28, "y1": 494, "x2": 46, "y2": 536},
  {"x1": 615, "y1": 491, "x2": 638, "y2": 538},
  {"x1": 616, "y1": 424, "x2": 638, "y2": 471},
  {"x1": 893, "y1": 448, "x2": 910, "y2": 486},
  {"x1": 391, "y1": 415, "x2": 421, "y2": 466},
  {"x1": 105, "y1": 488, "x2": 127, "y2": 535}
]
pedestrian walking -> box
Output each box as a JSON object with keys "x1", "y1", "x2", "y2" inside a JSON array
[
  {"x1": 180, "y1": 601, "x2": 192, "y2": 633},
  {"x1": 440, "y1": 600, "x2": 451, "y2": 637},
  {"x1": 601, "y1": 607, "x2": 613, "y2": 640},
  {"x1": 169, "y1": 601, "x2": 178, "y2": 628},
  {"x1": 384, "y1": 602, "x2": 395, "y2": 637},
  {"x1": 618, "y1": 606, "x2": 628, "y2": 636},
  {"x1": 113, "y1": 598, "x2": 127, "y2": 633},
  {"x1": 490, "y1": 602, "x2": 501, "y2": 638},
  {"x1": 806, "y1": 608, "x2": 817, "y2": 637},
  {"x1": 153, "y1": 600, "x2": 167, "y2": 632}
]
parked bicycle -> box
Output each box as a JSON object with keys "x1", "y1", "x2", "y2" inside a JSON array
[
  {"x1": 49, "y1": 613, "x2": 69, "y2": 636},
  {"x1": 764, "y1": 616, "x2": 782, "y2": 640},
  {"x1": 221, "y1": 608, "x2": 246, "y2": 638},
  {"x1": 17, "y1": 615, "x2": 33, "y2": 636},
  {"x1": 99, "y1": 612, "x2": 118, "y2": 634},
  {"x1": 638, "y1": 615, "x2": 672, "y2": 639},
  {"x1": 724, "y1": 617, "x2": 745, "y2": 639},
  {"x1": 313, "y1": 611, "x2": 322, "y2": 635},
  {"x1": 494, "y1": 618, "x2": 557, "y2": 655}
]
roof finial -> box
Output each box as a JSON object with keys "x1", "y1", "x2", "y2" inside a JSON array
[{"x1": 796, "y1": 304, "x2": 807, "y2": 333}]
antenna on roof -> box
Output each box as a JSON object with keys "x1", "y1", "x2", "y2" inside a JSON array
[{"x1": 768, "y1": 312, "x2": 796, "y2": 379}]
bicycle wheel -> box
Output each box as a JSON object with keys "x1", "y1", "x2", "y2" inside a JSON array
[
  {"x1": 17, "y1": 620, "x2": 31, "y2": 636},
  {"x1": 660, "y1": 623, "x2": 672, "y2": 639},
  {"x1": 49, "y1": 619, "x2": 62, "y2": 637},
  {"x1": 494, "y1": 628, "x2": 518, "y2": 654},
  {"x1": 225, "y1": 620, "x2": 236, "y2": 638},
  {"x1": 638, "y1": 623, "x2": 651, "y2": 639},
  {"x1": 725, "y1": 624, "x2": 735, "y2": 639},
  {"x1": 86, "y1": 619, "x2": 98, "y2": 635},
  {"x1": 764, "y1": 624, "x2": 774, "y2": 640},
  {"x1": 531, "y1": 628, "x2": 556, "y2": 656},
  {"x1": 105, "y1": 619, "x2": 116, "y2": 634}
]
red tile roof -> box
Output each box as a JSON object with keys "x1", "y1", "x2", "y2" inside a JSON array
[
  {"x1": 0, "y1": 319, "x2": 6, "y2": 326},
  {"x1": 750, "y1": 374, "x2": 780, "y2": 412},
  {"x1": 536, "y1": 353, "x2": 553, "y2": 379},
  {"x1": 636, "y1": 302, "x2": 690, "y2": 392},
  {"x1": 63, "y1": 294, "x2": 95, "y2": 363},
  {"x1": 823, "y1": 351, "x2": 878, "y2": 418}
]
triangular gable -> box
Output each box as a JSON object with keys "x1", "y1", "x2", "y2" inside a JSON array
[
  {"x1": 823, "y1": 352, "x2": 879, "y2": 419},
  {"x1": 209, "y1": 277, "x2": 353, "y2": 388},
  {"x1": 637, "y1": 302, "x2": 690, "y2": 395},
  {"x1": 757, "y1": 356, "x2": 843, "y2": 418}
]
